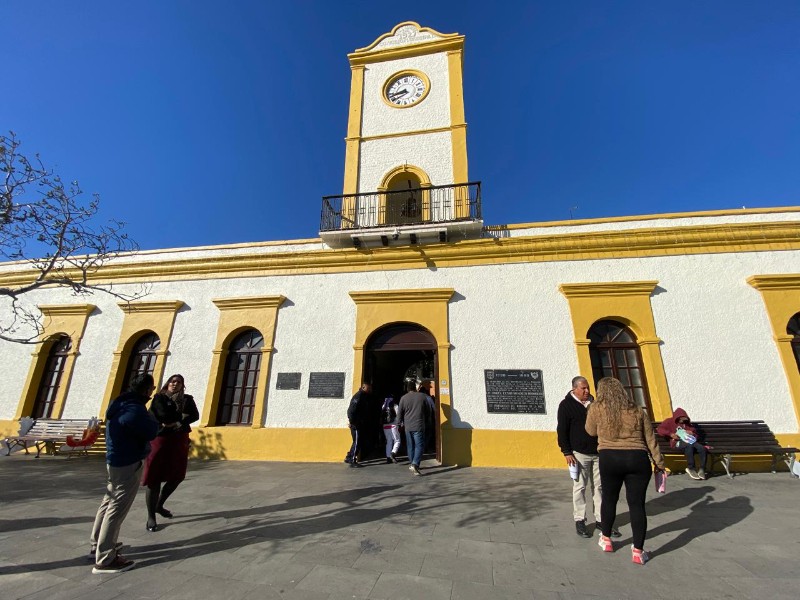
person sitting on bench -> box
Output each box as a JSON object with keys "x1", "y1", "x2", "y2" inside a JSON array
[{"x1": 657, "y1": 408, "x2": 709, "y2": 480}]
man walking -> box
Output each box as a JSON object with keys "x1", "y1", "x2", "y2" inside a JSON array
[
  {"x1": 90, "y1": 373, "x2": 159, "y2": 573},
  {"x1": 346, "y1": 382, "x2": 372, "y2": 467},
  {"x1": 556, "y1": 376, "x2": 620, "y2": 539},
  {"x1": 397, "y1": 381, "x2": 431, "y2": 476}
]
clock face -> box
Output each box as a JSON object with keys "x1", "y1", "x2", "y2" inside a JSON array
[{"x1": 384, "y1": 72, "x2": 429, "y2": 107}]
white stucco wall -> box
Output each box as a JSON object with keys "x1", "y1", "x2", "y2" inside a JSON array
[
  {"x1": 360, "y1": 54, "x2": 451, "y2": 139},
  {"x1": 1, "y1": 236, "x2": 798, "y2": 434},
  {"x1": 358, "y1": 131, "x2": 454, "y2": 195}
]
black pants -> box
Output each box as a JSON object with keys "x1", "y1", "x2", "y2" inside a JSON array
[
  {"x1": 599, "y1": 450, "x2": 652, "y2": 550},
  {"x1": 346, "y1": 427, "x2": 366, "y2": 463},
  {"x1": 677, "y1": 441, "x2": 707, "y2": 470}
]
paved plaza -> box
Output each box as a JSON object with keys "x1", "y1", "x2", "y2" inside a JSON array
[{"x1": 0, "y1": 454, "x2": 798, "y2": 599}]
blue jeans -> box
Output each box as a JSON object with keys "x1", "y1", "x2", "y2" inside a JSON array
[
  {"x1": 677, "y1": 440, "x2": 707, "y2": 470},
  {"x1": 406, "y1": 430, "x2": 425, "y2": 467}
]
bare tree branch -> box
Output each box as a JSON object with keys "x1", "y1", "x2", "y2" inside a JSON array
[{"x1": 1, "y1": 131, "x2": 145, "y2": 343}]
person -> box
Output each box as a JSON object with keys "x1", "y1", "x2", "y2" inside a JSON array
[
  {"x1": 556, "y1": 376, "x2": 620, "y2": 539},
  {"x1": 90, "y1": 373, "x2": 159, "y2": 574},
  {"x1": 345, "y1": 382, "x2": 372, "y2": 467},
  {"x1": 397, "y1": 381, "x2": 431, "y2": 476},
  {"x1": 585, "y1": 377, "x2": 665, "y2": 565},
  {"x1": 420, "y1": 382, "x2": 436, "y2": 453},
  {"x1": 381, "y1": 394, "x2": 401, "y2": 464},
  {"x1": 657, "y1": 408, "x2": 708, "y2": 480},
  {"x1": 141, "y1": 374, "x2": 200, "y2": 531}
]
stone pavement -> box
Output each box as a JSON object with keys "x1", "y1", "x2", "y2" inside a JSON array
[{"x1": 1, "y1": 454, "x2": 798, "y2": 600}]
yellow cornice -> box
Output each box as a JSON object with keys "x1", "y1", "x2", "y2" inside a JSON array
[
  {"x1": 118, "y1": 300, "x2": 184, "y2": 314},
  {"x1": 349, "y1": 38, "x2": 465, "y2": 66},
  {"x1": 504, "y1": 206, "x2": 800, "y2": 230},
  {"x1": 1, "y1": 221, "x2": 798, "y2": 287},
  {"x1": 350, "y1": 289, "x2": 454, "y2": 304},
  {"x1": 38, "y1": 304, "x2": 96, "y2": 317},
  {"x1": 747, "y1": 274, "x2": 800, "y2": 291},
  {"x1": 559, "y1": 281, "x2": 659, "y2": 298},
  {"x1": 212, "y1": 296, "x2": 286, "y2": 311},
  {"x1": 353, "y1": 21, "x2": 462, "y2": 53},
  {"x1": 347, "y1": 124, "x2": 464, "y2": 143}
]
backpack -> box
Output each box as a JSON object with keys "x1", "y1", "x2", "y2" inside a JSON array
[{"x1": 382, "y1": 401, "x2": 395, "y2": 425}]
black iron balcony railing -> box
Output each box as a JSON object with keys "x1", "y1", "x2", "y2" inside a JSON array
[{"x1": 320, "y1": 181, "x2": 481, "y2": 232}]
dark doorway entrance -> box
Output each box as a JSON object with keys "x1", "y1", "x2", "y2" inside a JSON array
[{"x1": 363, "y1": 323, "x2": 440, "y2": 463}]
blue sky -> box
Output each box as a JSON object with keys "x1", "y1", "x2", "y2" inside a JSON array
[{"x1": 2, "y1": 1, "x2": 799, "y2": 251}]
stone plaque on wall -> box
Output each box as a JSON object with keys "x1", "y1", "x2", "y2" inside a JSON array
[
  {"x1": 484, "y1": 369, "x2": 546, "y2": 414},
  {"x1": 276, "y1": 372, "x2": 301, "y2": 390},
  {"x1": 308, "y1": 372, "x2": 346, "y2": 398}
]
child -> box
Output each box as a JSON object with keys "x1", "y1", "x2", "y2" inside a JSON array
[{"x1": 657, "y1": 408, "x2": 709, "y2": 480}]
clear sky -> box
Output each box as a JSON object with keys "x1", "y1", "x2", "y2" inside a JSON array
[{"x1": 2, "y1": 1, "x2": 799, "y2": 251}]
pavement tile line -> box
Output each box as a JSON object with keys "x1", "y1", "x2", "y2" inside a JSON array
[{"x1": 0, "y1": 456, "x2": 798, "y2": 599}]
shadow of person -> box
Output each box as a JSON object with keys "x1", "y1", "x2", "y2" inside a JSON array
[{"x1": 648, "y1": 493, "x2": 754, "y2": 556}]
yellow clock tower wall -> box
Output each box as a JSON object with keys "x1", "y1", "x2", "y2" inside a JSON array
[{"x1": 344, "y1": 22, "x2": 468, "y2": 195}]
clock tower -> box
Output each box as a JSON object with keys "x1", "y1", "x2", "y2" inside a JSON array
[{"x1": 321, "y1": 22, "x2": 481, "y2": 247}]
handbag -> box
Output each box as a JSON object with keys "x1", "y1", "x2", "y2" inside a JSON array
[{"x1": 654, "y1": 469, "x2": 667, "y2": 494}]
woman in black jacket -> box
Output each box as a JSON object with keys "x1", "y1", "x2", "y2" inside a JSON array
[{"x1": 141, "y1": 374, "x2": 199, "y2": 532}]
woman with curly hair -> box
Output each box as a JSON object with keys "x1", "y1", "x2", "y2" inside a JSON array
[
  {"x1": 141, "y1": 374, "x2": 199, "y2": 532},
  {"x1": 585, "y1": 377, "x2": 665, "y2": 565}
]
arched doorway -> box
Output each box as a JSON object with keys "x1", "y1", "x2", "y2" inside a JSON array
[{"x1": 363, "y1": 322, "x2": 439, "y2": 462}]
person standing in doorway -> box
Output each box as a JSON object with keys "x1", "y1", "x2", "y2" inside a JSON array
[
  {"x1": 90, "y1": 374, "x2": 159, "y2": 574},
  {"x1": 345, "y1": 382, "x2": 372, "y2": 467},
  {"x1": 557, "y1": 376, "x2": 620, "y2": 539},
  {"x1": 381, "y1": 394, "x2": 401, "y2": 463},
  {"x1": 397, "y1": 381, "x2": 431, "y2": 476}
]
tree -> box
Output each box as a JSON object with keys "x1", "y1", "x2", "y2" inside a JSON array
[{"x1": 1, "y1": 131, "x2": 143, "y2": 343}]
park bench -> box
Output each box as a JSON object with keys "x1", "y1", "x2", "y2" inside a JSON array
[
  {"x1": 653, "y1": 419, "x2": 798, "y2": 479},
  {"x1": 4, "y1": 418, "x2": 101, "y2": 458}
]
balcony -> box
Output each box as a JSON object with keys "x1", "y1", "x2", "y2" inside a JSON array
[{"x1": 319, "y1": 181, "x2": 483, "y2": 248}]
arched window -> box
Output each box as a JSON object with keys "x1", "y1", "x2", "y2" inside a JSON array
[
  {"x1": 217, "y1": 329, "x2": 264, "y2": 425},
  {"x1": 588, "y1": 320, "x2": 652, "y2": 415},
  {"x1": 788, "y1": 312, "x2": 800, "y2": 373},
  {"x1": 123, "y1": 332, "x2": 161, "y2": 390},
  {"x1": 32, "y1": 336, "x2": 72, "y2": 419}
]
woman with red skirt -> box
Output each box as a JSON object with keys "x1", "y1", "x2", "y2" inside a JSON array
[{"x1": 141, "y1": 374, "x2": 199, "y2": 532}]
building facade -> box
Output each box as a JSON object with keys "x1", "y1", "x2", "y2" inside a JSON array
[{"x1": 1, "y1": 23, "x2": 799, "y2": 468}]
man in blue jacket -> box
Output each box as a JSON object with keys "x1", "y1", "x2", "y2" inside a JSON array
[{"x1": 90, "y1": 373, "x2": 159, "y2": 573}]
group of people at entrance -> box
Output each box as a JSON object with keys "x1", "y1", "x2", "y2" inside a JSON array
[
  {"x1": 89, "y1": 373, "x2": 199, "y2": 574},
  {"x1": 346, "y1": 380, "x2": 434, "y2": 476},
  {"x1": 558, "y1": 375, "x2": 709, "y2": 565}
]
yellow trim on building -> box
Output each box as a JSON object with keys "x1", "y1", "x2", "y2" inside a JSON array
[
  {"x1": 1, "y1": 220, "x2": 794, "y2": 289},
  {"x1": 349, "y1": 22, "x2": 464, "y2": 67},
  {"x1": 100, "y1": 300, "x2": 184, "y2": 415},
  {"x1": 748, "y1": 275, "x2": 800, "y2": 431},
  {"x1": 343, "y1": 65, "x2": 365, "y2": 196},
  {"x1": 200, "y1": 295, "x2": 286, "y2": 429},
  {"x1": 346, "y1": 125, "x2": 459, "y2": 143},
  {"x1": 447, "y1": 48, "x2": 469, "y2": 191},
  {"x1": 559, "y1": 281, "x2": 673, "y2": 421},
  {"x1": 350, "y1": 288, "x2": 454, "y2": 461},
  {"x1": 353, "y1": 22, "x2": 462, "y2": 54},
  {"x1": 505, "y1": 206, "x2": 800, "y2": 230},
  {"x1": 15, "y1": 304, "x2": 95, "y2": 420}
]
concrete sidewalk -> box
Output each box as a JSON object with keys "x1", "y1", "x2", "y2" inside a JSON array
[{"x1": 0, "y1": 454, "x2": 798, "y2": 599}]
